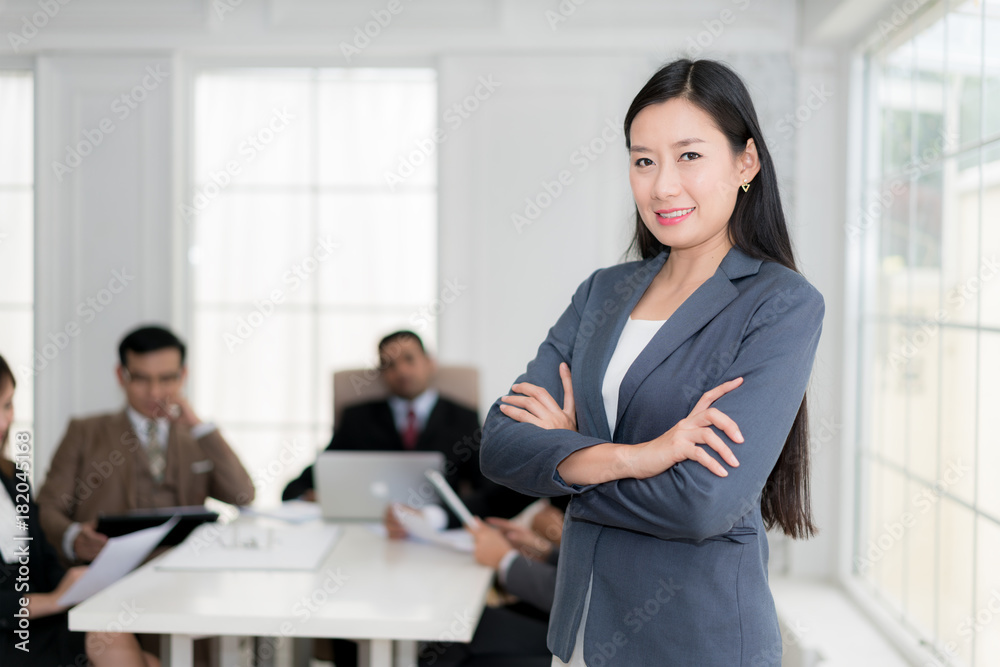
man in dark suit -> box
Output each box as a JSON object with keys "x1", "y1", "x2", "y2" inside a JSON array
[
  {"x1": 284, "y1": 331, "x2": 533, "y2": 666},
  {"x1": 283, "y1": 330, "x2": 531, "y2": 525}
]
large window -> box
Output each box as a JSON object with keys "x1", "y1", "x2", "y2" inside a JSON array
[
  {"x1": 0, "y1": 71, "x2": 34, "y2": 461},
  {"x1": 853, "y1": 1, "x2": 1000, "y2": 665},
  {"x1": 188, "y1": 68, "x2": 438, "y2": 506}
]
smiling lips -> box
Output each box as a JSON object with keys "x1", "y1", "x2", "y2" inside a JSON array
[{"x1": 655, "y1": 207, "x2": 695, "y2": 225}]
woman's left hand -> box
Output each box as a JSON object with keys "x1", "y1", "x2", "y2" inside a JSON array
[{"x1": 499, "y1": 362, "x2": 576, "y2": 431}]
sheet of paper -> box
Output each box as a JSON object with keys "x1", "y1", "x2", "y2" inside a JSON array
[
  {"x1": 58, "y1": 516, "x2": 180, "y2": 606},
  {"x1": 155, "y1": 522, "x2": 341, "y2": 571},
  {"x1": 393, "y1": 505, "x2": 474, "y2": 553},
  {"x1": 239, "y1": 500, "x2": 322, "y2": 524}
]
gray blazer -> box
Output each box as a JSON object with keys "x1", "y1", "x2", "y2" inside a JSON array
[{"x1": 480, "y1": 247, "x2": 824, "y2": 666}]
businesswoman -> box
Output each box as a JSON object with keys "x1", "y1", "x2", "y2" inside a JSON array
[
  {"x1": 480, "y1": 59, "x2": 824, "y2": 666},
  {"x1": 0, "y1": 354, "x2": 158, "y2": 666}
]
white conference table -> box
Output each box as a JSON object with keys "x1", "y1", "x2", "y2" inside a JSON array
[{"x1": 69, "y1": 519, "x2": 494, "y2": 667}]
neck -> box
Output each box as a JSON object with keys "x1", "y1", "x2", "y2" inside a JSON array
[{"x1": 661, "y1": 234, "x2": 732, "y2": 286}]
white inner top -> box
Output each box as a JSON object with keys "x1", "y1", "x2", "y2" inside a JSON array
[
  {"x1": 552, "y1": 316, "x2": 665, "y2": 667},
  {"x1": 601, "y1": 316, "x2": 666, "y2": 436}
]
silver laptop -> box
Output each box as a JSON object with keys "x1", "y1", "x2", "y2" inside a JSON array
[{"x1": 314, "y1": 451, "x2": 445, "y2": 521}]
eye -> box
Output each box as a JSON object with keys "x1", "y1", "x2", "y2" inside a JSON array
[
  {"x1": 679, "y1": 152, "x2": 701, "y2": 161},
  {"x1": 633, "y1": 157, "x2": 654, "y2": 167}
]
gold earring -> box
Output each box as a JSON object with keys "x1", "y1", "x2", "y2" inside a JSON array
[{"x1": 741, "y1": 179, "x2": 750, "y2": 192}]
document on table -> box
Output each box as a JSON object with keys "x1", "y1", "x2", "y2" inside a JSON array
[
  {"x1": 155, "y1": 522, "x2": 341, "y2": 571},
  {"x1": 239, "y1": 500, "x2": 322, "y2": 524},
  {"x1": 58, "y1": 516, "x2": 180, "y2": 606},
  {"x1": 393, "y1": 505, "x2": 474, "y2": 552}
]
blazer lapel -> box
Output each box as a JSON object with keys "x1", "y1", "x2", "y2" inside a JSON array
[
  {"x1": 576, "y1": 252, "x2": 666, "y2": 442},
  {"x1": 375, "y1": 401, "x2": 405, "y2": 449},
  {"x1": 614, "y1": 247, "x2": 762, "y2": 438},
  {"x1": 417, "y1": 399, "x2": 446, "y2": 449}
]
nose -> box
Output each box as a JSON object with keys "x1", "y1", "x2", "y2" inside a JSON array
[
  {"x1": 149, "y1": 381, "x2": 169, "y2": 402},
  {"x1": 651, "y1": 163, "x2": 682, "y2": 200}
]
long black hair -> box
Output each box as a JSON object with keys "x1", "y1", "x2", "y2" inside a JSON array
[{"x1": 624, "y1": 59, "x2": 815, "y2": 538}]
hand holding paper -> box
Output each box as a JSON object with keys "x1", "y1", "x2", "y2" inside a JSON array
[{"x1": 57, "y1": 516, "x2": 179, "y2": 606}]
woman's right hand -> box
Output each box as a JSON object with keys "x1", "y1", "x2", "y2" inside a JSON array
[
  {"x1": 499, "y1": 362, "x2": 576, "y2": 432},
  {"x1": 26, "y1": 565, "x2": 88, "y2": 618},
  {"x1": 625, "y1": 377, "x2": 745, "y2": 479}
]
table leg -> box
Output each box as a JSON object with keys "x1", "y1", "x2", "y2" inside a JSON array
[
  {"x1": 395, "y1": 639, "x2": 417, "y2": 667},
  {"x1": 162, "y1": 634, "x2": 194, "y2": 667},
  {"x1": 358, "y1": 638, "x2": 393, "y2": 667},
  {"x1": 218, "y1": 635, "x2": 241, "y2": 665}
]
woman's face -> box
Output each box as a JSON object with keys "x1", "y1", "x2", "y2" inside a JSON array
[
  {"x1": 0, "y1": 379, "x2": 13, "y2": 444},
  {"x1": 628, "y1": 98, "x2": 755, "y2": 254}
]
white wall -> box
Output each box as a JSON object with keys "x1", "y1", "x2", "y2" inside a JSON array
[{"x1": 1, "y1": 0, "x2": 855, "y2": 579}]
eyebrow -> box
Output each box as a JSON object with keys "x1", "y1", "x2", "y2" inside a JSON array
[{"x1": 629, "y1": 138, "x2": 706, "y2": 153}]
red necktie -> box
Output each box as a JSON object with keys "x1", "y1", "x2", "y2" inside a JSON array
[{"x1": 402, "y1": 408, "x2": 418, "y2": 450}]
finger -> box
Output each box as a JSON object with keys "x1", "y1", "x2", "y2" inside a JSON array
[
  {"x1": 498, "y1": 403, "x2": 545, "y2": 428},
  {"x1": 559, "y1": 363, "x2": 575, "y2": 417},
  {"x1": 695, "y1": 407, "x2": 744, "y2": 444},
  {"x1": 690, "y1": 446, "x2": 729, "y2": 477},
  {"x1": 485, "y1": 517, "x2": 518, "y2": 530},
  {"x1": 501, "y1": 394, "x2": 550, "y2": 416},
  {"x1": 691, "y1": 377, "x2": 744, "y2": 415},
  {"x1": 511, "y1": 382, "x2": 562, "y2": 414},
  {"x1": 698, "y1": 427, "x2": 739, "y2": 468}
]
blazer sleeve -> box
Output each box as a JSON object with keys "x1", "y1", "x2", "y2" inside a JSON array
[
  {"x1": 504, "y1": 554, "x2": 558, "y2": 613},
  {"x1": 567, "y1": 282, "x2": 824, "y2": 541},
  {"x1": 35, "y1": 420, "x2": 85, "y2": 552},
  {"x1": 479, "y1": 270, "x2": 615, "y2": 498},
  {"x1": 200, "y1": 430, "x2": 255, "y2": 506}
]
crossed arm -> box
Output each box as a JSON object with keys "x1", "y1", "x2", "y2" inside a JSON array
[
  {"x1": 500, "y1": 362, "x2": 744, "y2": 483},
  {"x1": 481, "y1": 281, "x2": 824, "y2": 541}
]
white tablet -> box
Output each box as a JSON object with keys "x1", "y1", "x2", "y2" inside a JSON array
[{"x1": 425, "y1": 469, "x2": 479, "y2": 528}]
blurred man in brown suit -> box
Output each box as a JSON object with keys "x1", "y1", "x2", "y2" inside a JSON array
[{"x1": 37, "y1": 325, "x2": 255, "y2": 563}]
